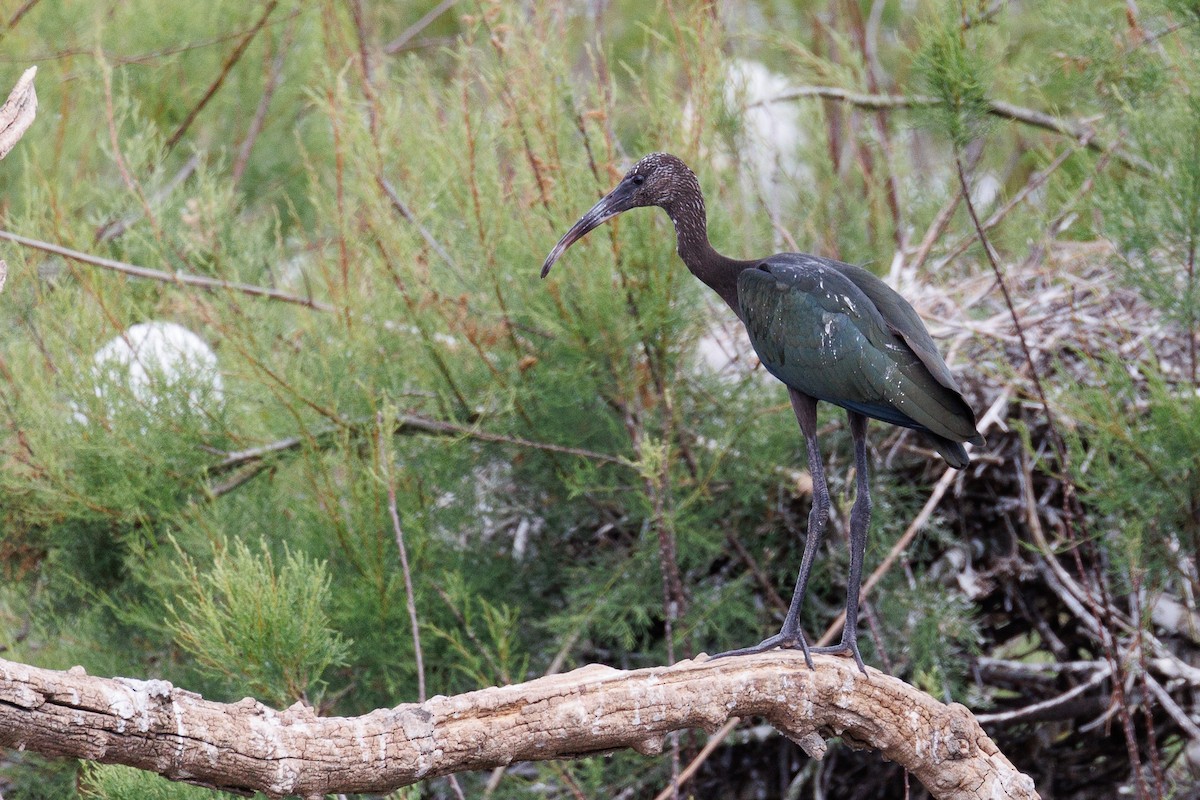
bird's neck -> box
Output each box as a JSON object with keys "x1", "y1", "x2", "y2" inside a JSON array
[{"x1": 664, "y1": 197, "x2": 753, "y2": 318}]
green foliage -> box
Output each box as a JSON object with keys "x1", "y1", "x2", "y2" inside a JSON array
[
  {"x1": 1061, "y1": 357, "x2": 1200, "y2": 588},
  {"x1": 1164, "y1": 0, "x2": 1200, "y2": 24},
  {"x1": 892, "y1": 582, "x2": 980, "y2": 701},
  {"x1": 426, "y1": 572, "x2": 528, "y2": 687},
  {"x1": 1101, "y1": 92, "x2": 1200, "y2": 372},
  {"x1": 913, "y1": 17, "x2": 994, "y2": 148},
  {"x1": 0, "y1": 754, "x2": 77, "y2": 800},
  {"x1": 165, "y1": 537, "x2": 349, "y2": 706},
  {"x1": 80, "y1": 764, "x2": 243, "y2": 800},
  {"x1": 1, "y1": 0, "x2": 1198, "y2": 796}
]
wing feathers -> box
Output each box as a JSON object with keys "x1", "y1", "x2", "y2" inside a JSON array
[{"x1": 737, "y1": 256, "x2": 983, "y2": 452}]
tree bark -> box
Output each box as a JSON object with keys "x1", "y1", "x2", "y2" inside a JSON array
[
  {"x1": 0, "y1": 66, "x2": 36, "y2": 161},
  {"x1": 0, "y1": 652, "x2": 1038, "y2": 799}
]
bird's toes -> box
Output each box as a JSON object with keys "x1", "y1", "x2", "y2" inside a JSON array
[
  {"x1": 709, "y1": 634, "x2": 785, "y2": 659},
  {"x1": 710, "y1": 631, "x2": 822, "y2": 670},
  {"x1": 810, "y1": 642, "x2": 868, "y2": 674}
]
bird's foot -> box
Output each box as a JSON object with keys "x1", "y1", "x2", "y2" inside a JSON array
[
  {"x1": 810, "y1": 638, "x2": 867, "y2": 675},
  {"x1": 709, "y1": 630, "x2": 814, "y2": 670}
]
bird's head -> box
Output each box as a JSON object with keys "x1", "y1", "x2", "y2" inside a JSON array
[{"x1": 541, "y1": 153, "x2": 698, "y2": 278}]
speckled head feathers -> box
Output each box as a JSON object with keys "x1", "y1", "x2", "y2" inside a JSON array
[
  {"x1": 621, "y1": 152, "x2": 702, "y2": 210},
  {"x1": 541, "y1": 152, "x2": 708, "y2": 277}
]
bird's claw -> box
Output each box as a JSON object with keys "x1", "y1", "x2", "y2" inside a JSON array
[
  {"x1": 810, "y1": 639, "x2": 867, "y2": 675},
  {"x1": 710, "y1": 630, "x2": 815, "y2": 670},
  {"x1": 711, "y1": 633, "x2": 868, "y2": 675}
]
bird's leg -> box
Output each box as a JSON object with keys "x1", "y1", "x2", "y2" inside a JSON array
[
  {"x1": 812, "y1": 411, "x2": 870, "y2": 674},
  {"x1": 711, "y1": 391, "x2": 828, "y2": 668}
]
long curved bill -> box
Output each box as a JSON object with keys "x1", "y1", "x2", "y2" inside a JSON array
[{"x1": 540, "y1": 184, "x2": 634, "y2": 278}]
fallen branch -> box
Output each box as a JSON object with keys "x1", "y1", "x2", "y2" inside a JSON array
[
  {"x1": 0, "y1": 66, "x2": 36, "y2": 160},
  {"x1": 0, "y1": 652, "x2": 1037, "y2": 800}
]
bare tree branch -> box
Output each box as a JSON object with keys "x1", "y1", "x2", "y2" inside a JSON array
[
  {"x1": 0, "y1": 653, "x2": 1038, "y2": 800},
  {"x1": 0, "y1": 228, "x2": 335, "y2": 311},
  {"x1": 5, "y1": 0, "x2": 42, "y2": 31},
  {"x1": 756, "y1": 85, "x2": 1152, "y2": 174},
  {"x1": 0, "y1": 66, "x2": 37, "y2": 160}
]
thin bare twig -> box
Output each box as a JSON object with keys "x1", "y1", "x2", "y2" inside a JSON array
[
  {"x1": 5, "y1": 0, "x2": 42, "y2": 31},
  {"x1": 95, "y1": 154, "x2": 201, "y2": 243},
  {"x1": 233, "y1": 14, "x2": 297, "y2": 184},
  {"x1": 384, "y1": 0, "x2": 458, "y2": 55},
  {"x1": 0, "y1": 228, "x2": 335, "y2": 311},
  {"x1": 376, "y1": 176, "x2": 463, "y2": 278},
  {"x1": 345, "y1": 0, "x2": 379, "y2": 137},
  {"x1": 652, "y1": 717, "x2": 739, "y2": 800},
  {"x1": 937, "y1": 142, "x2": 1080, "y2": 271},
  {"x1": 378, "y1": 411, "x2": 426, "y2": 704},
  {"x1": 1143, "y1": 672, "x2": 1200, "y2": 740},
  {"x1": 165, "y1": 0, "x2": 279, "y2": 152},
  {"x1": 975, "y1": 664, "x2": 1112, "y2": 726},
  {"x1": 910, "y1": 183, "x2": 964, "y2": 274},
  {"x1": 961, "y1": 0, "x2": 1006, "y2": 30},
  {"x1": 207, "y1": 463, "x2": 271, "y2": 498},
  {"x1": 212, "y1": 411, "x2": 633, "y2": 480}
]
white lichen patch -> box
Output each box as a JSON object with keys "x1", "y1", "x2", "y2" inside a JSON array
[
  {"x1": 270, "y1": 757, "x2": 302, "y2": 797},
  {"x1": 253, "y1": 716, "x2": 290, "y2": 760},
  {"x1": 905, "y1": 705, "x2": 928, "y2": 754},
  {"x1": 354, "y1": 719, "x2": 371, "y2": 763},
  {"x1": 102, "y1": 688, "x2": 140, "y2": 727}
]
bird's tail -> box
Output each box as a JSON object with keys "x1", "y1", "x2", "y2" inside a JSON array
[{"x1": 923, "y1": 432, "x2": 978, "y2": 469}]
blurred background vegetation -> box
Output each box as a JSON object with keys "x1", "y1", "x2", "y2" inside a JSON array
[{"x1": 1, "y1": 1, "x2": 1199, "y2": 798}]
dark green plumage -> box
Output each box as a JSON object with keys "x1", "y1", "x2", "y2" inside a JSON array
[
  {"x1": 737, "y1": 255, "x2": 983, "y2": 468},
  {"x1": 541, "y1": 152, "x2": 983, "y2": 672}
]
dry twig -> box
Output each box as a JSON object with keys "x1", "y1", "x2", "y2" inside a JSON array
[
  {"x1": 384, "y1": 0, "x2": 458, "y2": 55},
  {"x1": 377, "y1": 411, "x2": 426, "y2": 704},
  {"x1": 165, "y1": 1, "x2": 279, "y2": 152}
]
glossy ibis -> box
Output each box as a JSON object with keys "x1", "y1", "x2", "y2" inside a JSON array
[{"x1": 541, "y1": 153, "x2": 983, "y2": 672}]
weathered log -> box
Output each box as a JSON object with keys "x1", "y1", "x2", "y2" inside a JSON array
[{"x1": 0, "y1": 652, "x2": 1038, "y2": 799}]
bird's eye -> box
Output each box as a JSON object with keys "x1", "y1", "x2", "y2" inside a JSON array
[{"x1": 631, "y1": 174, "x2": 645, "y2": 186}]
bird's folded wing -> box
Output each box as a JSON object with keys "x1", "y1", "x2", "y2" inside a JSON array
[{"x1": 738, "y1": 258, "x2": 981, "y2": 444}]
